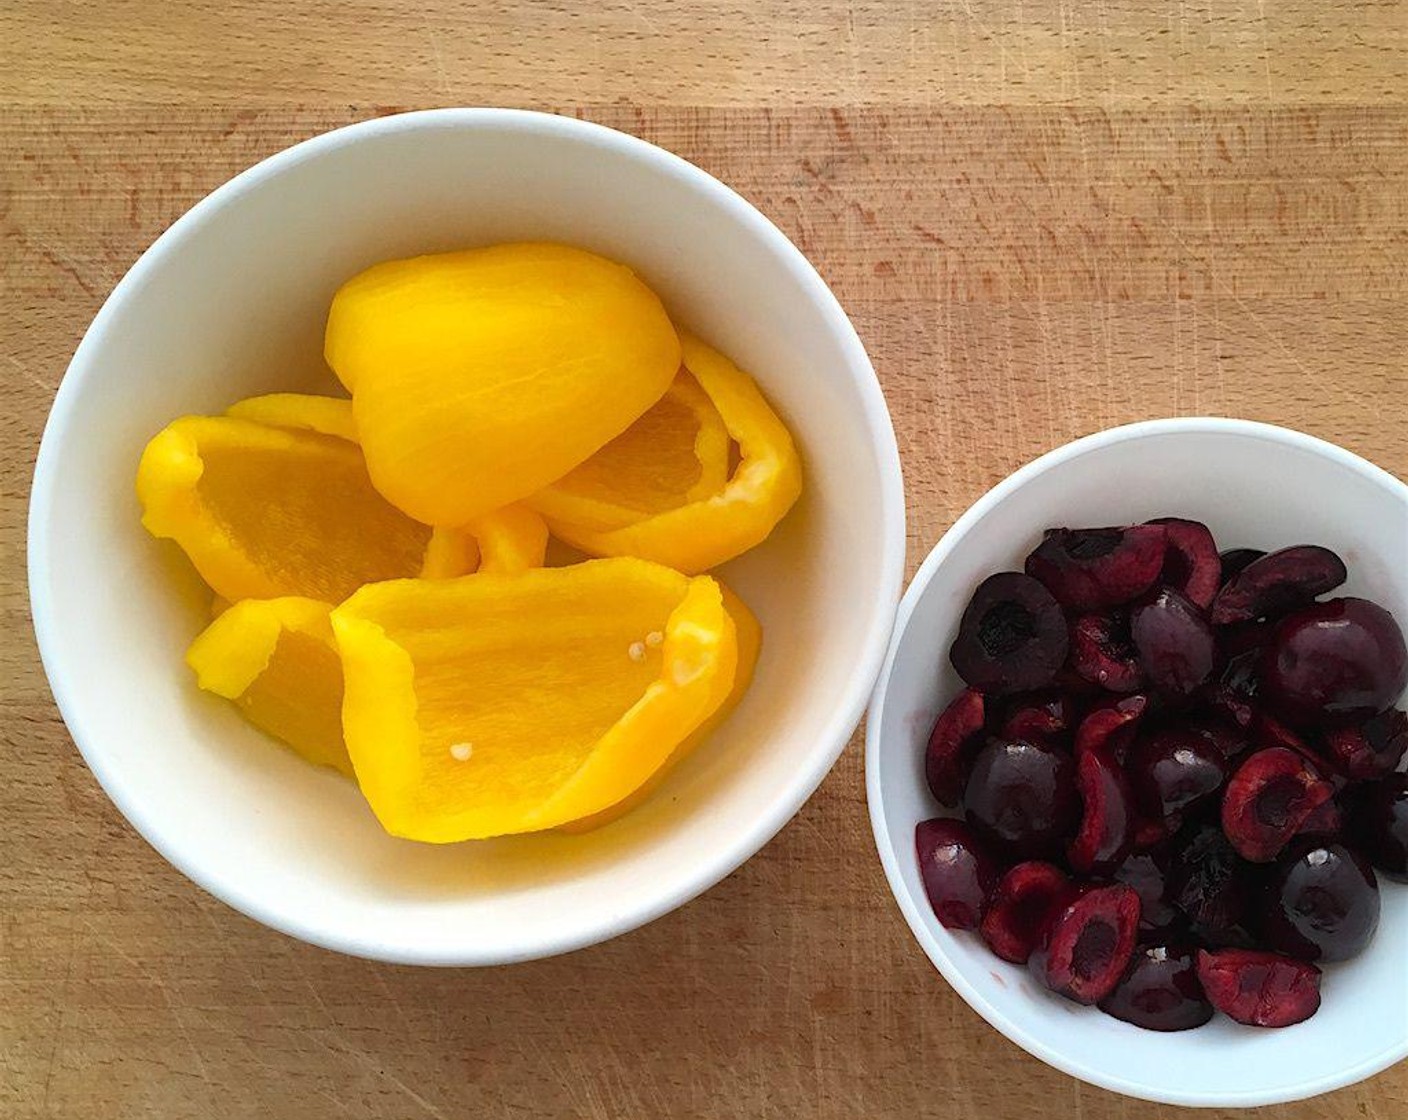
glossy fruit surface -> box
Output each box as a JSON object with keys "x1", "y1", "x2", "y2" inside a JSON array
[
  {"x1": 1218, "y1": 548, "x2": 1266, "y2": 584},
  {"x1": 1196, "y1": 948, "x2": 1321, "y2": 1027},
  {"x1": 964, "y1": 738, "x2": 1079, "y2": 858},
  {"x1": 1068, "y1": 742, "x2": 1135, "y2": 875},
  {"x1": 1209, "y1": 545, "x2": 1347, "y2": 626},
  {"x1": 1132, "y1": 588, "x2": 1216, "y2": 696},
  {"x1": 1098, "y1": 944, "x2": 1214, "y2": 1031},
  {"x1": 1167, "y1": 825, "x2": 1255, "y2": 947},
  {"x1": 950, "y1": 573, "x2": 1070, "y2": 696},
  {"x1": 915, "y1": 818, "x2": 1001, "y2": 931},
  {"x1": 1323, "y1": 709, "x2": 1407, "y2": 781},
  {"x1": 1112, "y1": 849, "x2": 1182, "y2": 936},
  {"x1": 1263, "y1": 840, "x2": 1380, "y2": 962},
  {"x1": 1025, "y1": 525, "x2": 1167, "y2": 611},
  {"x1": 979, "y1": 861, "x2": 1072, "y2": 964},
  {"x1": 1030, "y1": 885, "x2": 1141, "y2": 1005},
  {"x1": 1071, "y1": 613, "x2": 1143, "y2": 693},
  {"x1": 1149, "y1": 518, "x2": 1221, "y2": 610},
  {"x1": 1130, "y1": 728, "x2": 1228, "y2": 821},
  {"x1": 1221, "y1": 747, "x2": 1334, "y2": 863},
  {"x1": 925, "y1": 688, "x2": 985, "y2": 806},
  {"x1": 1261, "y1": 598, "x2": 1408, "y2": 721}
]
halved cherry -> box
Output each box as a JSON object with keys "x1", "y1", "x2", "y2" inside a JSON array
[
  {"x1": 1209, "y1": 545, "x2": 1347, "y2": 625},
  {"x1": 1068, "y1": 742, "x2": 1135, "y2": 876},
  {"x1": 1221, "y1": 747, "x2": 1334, "y2": 863},
  {"x1": 1070, "y1": 613, "x2": 1143, "y2": 693},
  {"x1": 950, "y1": 573, "x2": 1070, "y2": 696},
  {"x1": 1029, "y1": 885, "x2": 1142, "y2": 1005},
  {"x1": 1025, "y1": 525, "x2": 1168, "y2": 611},
  {"x1": 1195, "y1": 949, "x2": 1321, "y2": 1027},
  {"x1": 979, "y1": 861, "x2": 1073, "y2": 964},
  {"x1": 924, "y1": 688, "x2": 986, "y2": 806},
  {"x1": 1148, "y1": 517, "x2": 1221, "y2": 610}
]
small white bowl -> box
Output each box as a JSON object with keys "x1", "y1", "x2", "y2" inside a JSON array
[
  {"x1": 29, "y1": 109, "x2": 905, "y2": 965},
  {"x1": 867, "y1": 419, "x2": 1408, "y2": 1107}
]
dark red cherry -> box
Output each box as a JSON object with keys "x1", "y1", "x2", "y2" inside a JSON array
[
  {"x1": 1166, "y1": 825, "x2": 1256, "y2": 948},
  {"x1": 915, "y1": 818, "x2": 1001, "y2": 931},
  {"x1": 979, "y1": 861, "x2": 1074, "y2": 964},
  {"x1": 1298, "y1": 795, "x2": 1344, "y2": 839},
  {"x1": 925, "y1": 688, "x2": 986, "y2": 806},
  {"x1": 950, "y1": 573, "x2": 1070, "y2": 696},
  {"x1": 1196, "y1": 949, "x2": 1321, "y2": 1027},
  {"x1": 1210, "y1": 545, "x2": 1347, "y2": 625},
  {"x1": 1130, "y1": 728, "x2": 1229, "y2": 822},
  {"x1": 1186, "y1": 718, "x2": 1249, "y2": 763},
  {"x1": 1322, "y1": 709, "x2": 1407, "y2": 782},
  {"x1": 964, "y1": 738, "x2": 1079, "y2": 859},
  {"x1": 1074, "y1": 694, "x2": 1148, "y2": 763},
  {"x1": 1348, "y1": 773, "x2": 1407, "y2": 883},
  {"x1": 1070, "y1": 613, "x2": 1144, "y2": 693},
  {"x1": 1098, "y1": 944, "x2": 1214, "y2": 1032},
  {"x1": 1025, "y1": 525, "x2": 1168, "y2": 611},
  {"x1": 1112, "y1": 849, "x2": 1181, "y2": 935},
  {"x1": 996, "y1": 690, "x2": 1077, "y2": 744},
  {"x1": 1131, "y1": 588, "x2": 1216, "y2": 696},
  {"x1": 1262, "y1": 598, "x2": 1408, "y2": 722},
  {"x1": 1029, "y1": 885, "x2": 1141, "y2": 1005},
  {"x1": 1263, "y1": 840, "x2": 1380, "y2": 963},
  {"x1": 1221, "y1": 747, "x2": 1335, "y2": 863},
  {"x1": 1202, "y1": 626, "x2": 1269, "y2": 729},
  {"x1": 1068, "y1": 742, "x2": 1135, "y2": 876},
  {"x1": 1148, "y1": 518, "x2": 1221, "y2": 610},
  {"x1": 1218, "y1": 548, "x2": 1266, "y2": 585}
]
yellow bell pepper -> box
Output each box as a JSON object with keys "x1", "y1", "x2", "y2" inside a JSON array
[
  {"x1": 186, "y1": 597, "x2": 351, "y2": 776},
  {"x1": 539, "y1": 335, "x2": 803, "y2": 575},
  {"x1": 560, "y1": 585, "x2": 761, "y2": 832},
  {"x1": 324, "y1": 242, "x2": 681, "y2": 526},
  {"x1": 529, "y1": 368, "x2": 730, "y2": 532},
  {"x1": 469, "y1": 503, "x2": 550, "y2": 574},
  {"x1": 330, "y1": 559, "x2": 738, "y2": 842},
  {"x1": 228, "y1": 393, "x2": 500, "y2": 579},
  {"x1": 136, "y1": 415, "x2": 475, "y2": 603},
  {"x1": 225, "y1": 392, "x2": 360, "y2": 442}
]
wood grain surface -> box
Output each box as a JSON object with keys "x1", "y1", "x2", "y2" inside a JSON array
[{"x1": 2, "y1": 3, "x2": 1406, "y2": 1118}]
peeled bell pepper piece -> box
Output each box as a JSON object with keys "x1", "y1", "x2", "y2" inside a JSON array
[
  {"x1": 223, "y1": 393, "x2": 544, "y2": 579},
  {"x1": 540, "y1": 335, "x2": 803, "y2": 575},
  {"x1": 225, "y1": 392, "x2": 359, "y2": 442},
  {"x1": 330, "y1": 559, "x2": 738, "y2": 842},
  {"x1": 324, "y1": 242, "x2": 681, "y2": 526},
  {"x1": 186, "y1": 597, "x2": 351, "y2": 776},
  {"x1": 469, "y1": 503, "x2": 550, "y2": 574},
  {"x1": 136, "y1": 415, "x2": 477, "y2": 602},
  {"x1": 560, "y1": 584, "x2": 761, "y2": 832},
  {"x1": 529, "y1": 369, "x2": 730, "y2": 532}
]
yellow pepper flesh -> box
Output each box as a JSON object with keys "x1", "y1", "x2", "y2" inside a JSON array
[
  {"x1": 540, "y1": 335, "x2": 803, "y2": 575},
  {"x1": 225, "y1": 392, "x2": 360, "y2": 442},
  {"x1": 186, "y1": 597, "x2": 351, "y2": 776},
  {"x1": 137, "y1": 415, "x2": 461, "y2": 603},
  {"x1": 331, "y1": 559, "x2": 737, "y2": 842},
  {"x1": 324, "y1": 243, "x2": 681, "y2": 526},
  {"x1": 529, "y1": 368, "x2": 730, "y2": 532},
  {"x1": 560, "y1": 584, "x2": 761, "y2": 832}
]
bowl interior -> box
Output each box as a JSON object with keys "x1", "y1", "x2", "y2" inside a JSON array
[
  {"x1": 870, "y1": 423, "x2": 1408, "y2": 1106},
  {"x1": 31, "y1": 112, "x2": 902, "y2": 964}
]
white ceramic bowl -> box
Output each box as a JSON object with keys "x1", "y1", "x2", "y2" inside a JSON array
[
  {"x1": 868, "y1": 419, "x2": 1408, "y2": 1107},
  {"x1": 29, "y1": 109, "x2": 904, "y2": 965}
]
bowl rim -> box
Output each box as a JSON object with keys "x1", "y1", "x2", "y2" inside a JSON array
[
  {"x1": 28, "y1": 107, "x2": 907, "y2": 966},
  {"x1": 865, "y1": 416, "x2": 1408, "y2": 1107}
]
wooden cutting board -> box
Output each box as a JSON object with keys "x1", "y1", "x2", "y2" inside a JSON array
[{"x1": 2, "y1": 3, "x2": 1405, "y2": 1117}]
